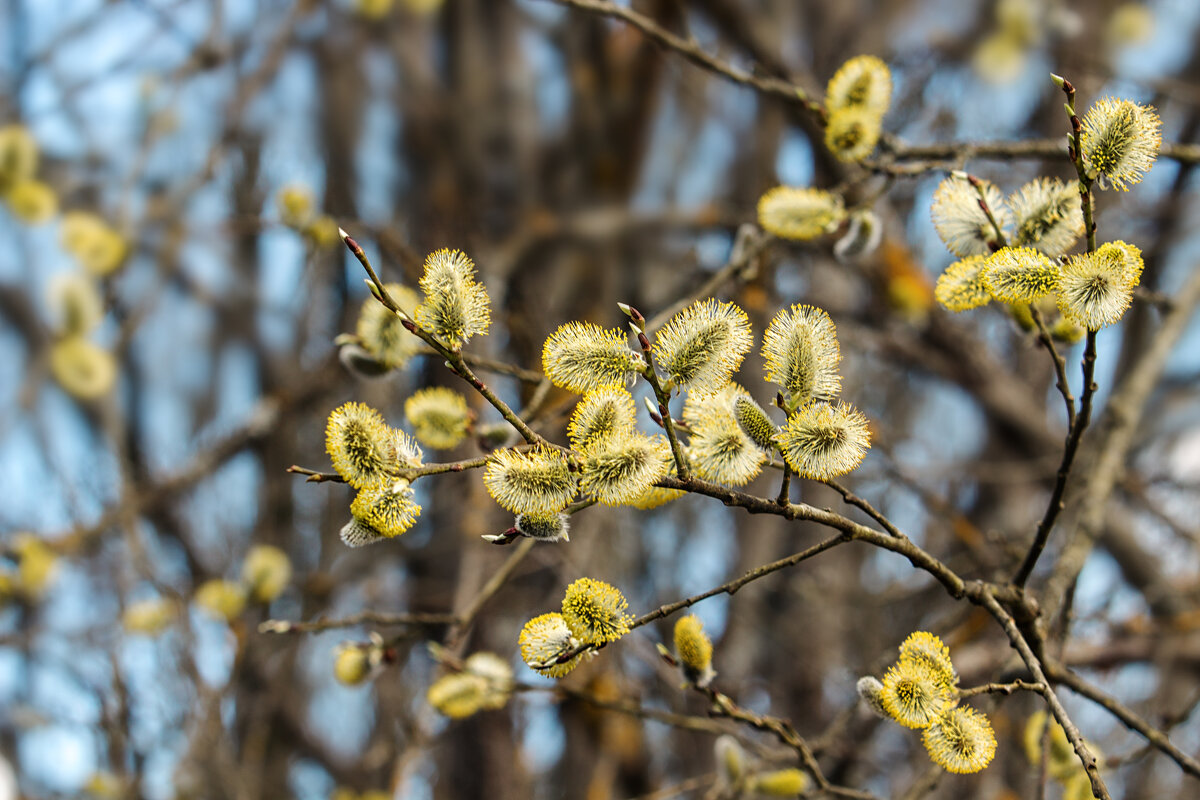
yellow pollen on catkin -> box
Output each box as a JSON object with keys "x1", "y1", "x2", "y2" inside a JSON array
[
  {"x1": 757, "y1": 186, "x2": 845, "y2": 241},
  {"x1": 519, "y1": 612, "x2": 582, "y2": 678},
  {"x1": 542, "y1": 321, "x2": 640, "y2": 394},
  {"x1": 879, "y1": 658, "x2": 954, "y2": 729},
  {"x1": 325, "y1": 402, "x2": 392, "y2": 489},
  {"x1": 415, "y1": 248, "x2": 491, "y2": 348},
  {"x1": 761, "y1": 304, "x2": 841, "y2": 410},
  {"x1": 404, "y1": 386, "x2": 472, "y2": 450},
  {"x1": 483, "y1": 446, "x2": 577, "y2": 514},
  {"x1": 673, "y1": 614, "x2": 715, "y2": 686},
  {"x1": 983, "y1": 247, "x2": 1059, "y2": 304},
  {"x1": 922, "y1": 706, "x2": 997, "y2": 774},
  {"x1": 826, "y1": 55, "x2": 892, "y2": 117},
  {"x1": 653, "y1": 299, "x2": 753, "y2": 391},
  {"x1": 776, "y1": 402, "x2": 871, "y2": 480},
  {"x1": 561, "y1": 577, "x2": 632, "y2": 645}
]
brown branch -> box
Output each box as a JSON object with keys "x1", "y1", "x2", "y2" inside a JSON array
[
  {"x1": 881, "y1": 137, "x2": 1200, "y2": 166},
  {"x1": 544, "y1": 685, "x2": 738, "y2": 738},
  {"x1": 1012, "y1": 329, "x2": 1098, "y2": 586},
  {"x1": 1012, "y1": 84, "x2": 1100, "y2": 588},
  {"x1": 822, "y1": 479, "x2": 903, "y2": 538},
  {"x1": 957, "y1": 679, "x2": 1046, "y2": 699},
  {"x1": 1029, "y1": 305, "x2": 1076, "y2": 429},
  {"x1": 549, "y1": 0, "x2": 825, "y2": 119},
  {"x1": 622, "y1": 304, "x2": 689, "y2": 480},
  {"x1": 459, "y1": 349, "x2": 545, "y2": 385},
  {"x1": 978, "y1": 591, "x2": 1111, "y2": 800},
  {"x1": 696, "y1": 686, "x2": 879, "y2": 800},
  {"x1": 1042, "y1": 260, "x2": 1200, "y2": 618},
  {"x1": 1044, "y1": 662, "x2": 1200, "y2": 780},
  {"x1": 630, "y1": 533, "x2": 850, "y2": 630},
  {"x1": 287, "y1": 455, "x2": 491, "y2": 484},
  {"x1": 258, "y1": 611, "x2": 457, "y2": 635}
]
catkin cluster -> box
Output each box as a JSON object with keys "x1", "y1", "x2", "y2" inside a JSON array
[
  {"x1": 4, "y1": 125, "x2": 130, "y2": 401},
  {"x1": 934, "y1": 178, "x2": 1145, "y2": 333},
  {"x1": 519, "y1": 578, "x2": 632, "y2": 678},
  {"x1": 754, "y1": 56, "x2": 892, "y2": 264},
  {"x1": 823, "y1": 55, "x2": 892, "y2": 164},
  {"x1": 325, "y1": 401, "x2": 425, "y2": 546},
  {"x1": 933, "y1": 96, "x2": 1159, "y2": 335},
  {"x1": 858, "y1": 632, "x2": 996, "y2": 774},
  {"x1": 426, "y1": 652, "x2": 514, "y2": 719}
]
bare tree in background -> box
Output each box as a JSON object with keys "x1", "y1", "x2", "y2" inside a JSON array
[{"x1": 1, "y1": 1, "x2": 1199, "y2": 799}]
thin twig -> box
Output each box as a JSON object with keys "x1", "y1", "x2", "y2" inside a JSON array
[
  {"x1": 287, "y1": 455, "x2": 491, "y2": 484},
  {"x1": 1045, "y1": 662, "x2": 1200, "y2": 779},
  {"x1": 880, "y1": 137, "x2": 1200, "y2": 167},
  {"x1": 979, "y1": 591, "x2": 1111, "y2": 800},
  {"x1": 545, "y1": 532, "x2": 850, "y2": 668},
  {"x1": 447, "y1": 538, "x2": 538, "y2": 647},
  {"x1": 957, "y1": 679, "x2": 1045, "y2": 699},
  {"x1": 545, "y1": 685, "x2": 737, "y2": 738},
  {"x1": 1012, "y1": 78, "x2": 1100, "y2": 587},
  {"x1": 339, "y1": 230, "x2": 547, "y2": 447},
  {"x1": 776, "y1": 462, "x2": 791, "y2": 506},
  {"x1": 696, "y1": 685, "x2": 879, "y2": 800},
  {"x1": 550, "y1": 0, "x2": 825, "y2": 119},
  {"x1": 258, "y1": 611, "x2": 457, "y2": 635},
  {"x1": 1012, "y1": 328, "x2": 1098, "y2": 587},
  {"x1": 1029, "y1": 305, "x2": 1076, "y2": 429},
  {"x1": 822, "y1": 479, "x2": 903, "y2": 538},
  {"x1": 633, "y1": 533, "x2": 850, "y2": 630},
  {"x1": 629, "y1": 306, "x2": 690, "y2": 480}
]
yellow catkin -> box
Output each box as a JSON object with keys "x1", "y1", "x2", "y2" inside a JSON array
[
  {"x1": 673, "y1": 615, "x2": 714, "y2": 686},
  {"x1": 561, "y1": 577, "x2": 632, "y2": 645}
]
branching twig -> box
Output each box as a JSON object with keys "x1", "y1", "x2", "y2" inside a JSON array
[
  {"x1": 1012, "y1": 293, "x2": 1099, "y2": 589},
  {"x1": 339, "y1": 229, "x2": 547, "y2": 447},
  {"x1": 880, "y1": 137, "x2": 1200, "y2": 167},
  {"x1": 979, "y1": 591, "x2": 1111, "y2": 800},
  {"x1": 287, "y1": 455, "x2": 491, "y2": 484},
  {"x1": 628, "y1": 306, "x2": 690, "y2": 480},
  {"x1": 549, "y1": 0, "x2": 825, "y2": 119},
  {"x1": 957, "y1": 679, "x2": 1046, "y2": 699},
  {"x1": 1044, "y1": 662, "x2": 1200, "y2": 779},
  {"x1": 258, "y1": 611, "x2": 457, "y2": 635},
  {"x1": 822, "y1": 479, "x2": 903, "y2": 538},
  {"x1": 1029, "y1": 305, "x2": 1076, "y2": 428},
  {"x1": 697, "y1": 685, "x2": 879, "y2": 800},
  {"x1": 1012, "y1": 79, "x2": 1101, "y2": 588}
]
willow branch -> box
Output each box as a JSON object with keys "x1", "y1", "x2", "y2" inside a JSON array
[
  {"x1": 957, "y1": 680, "x2": 1046, "y2": 699},
  {"x1": 1029, "y1": 305, "x2": 1076, "y2": 428},
  {"x1": 449, "y1": 538, "x2": 537, "y2": 643},
  {"x1": 979, "y1": 591, "x2": 1111, "y2": 800},
  {"x1": 697, "y1": 685, "x2": 879, "y2": 800},
  {"x1": 629, "y1": 306, "x2": 690, "y2": 480},
  {"x1": 287, "y1": 455, "x2": 491, "y2": 484},
  {"x1": 1044, "y1": 662, "x2": 1200, "y2": 779},
  {"x1": 631, "y1": 532, "x2": 850, "y2": 630},
  {"x1": 881, "y1": 137, "x2": 1200, "y2": 166},
  {"x1": 258, "y1": 611, "x2": 457, "y2": 635},
  {"x1": 339, "y1": 229, "x2": 547, "y2": 446},
  {"x1": 550, "y1": 0, "x2": 825, "y2": 119},
  {"x1": 822, "y1": 478, "x2": 903, "y2": 538},
  {"x1": 1011, "y1": 312, "x2": 1098, "y2": 588}
]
